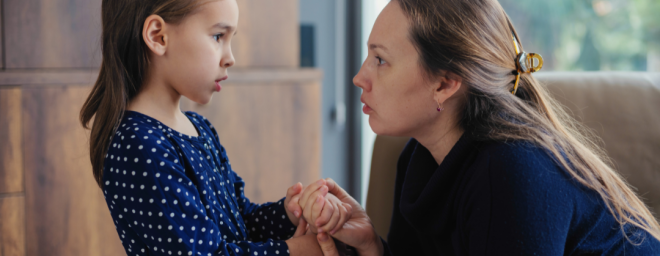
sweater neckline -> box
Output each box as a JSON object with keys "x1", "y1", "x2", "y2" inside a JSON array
[
  {"x1": 124, "y1": 110, "x2": 205, "y2": 143},
  {"x1": 399, "y1": 133, "x2": 478, "y2": 224}
]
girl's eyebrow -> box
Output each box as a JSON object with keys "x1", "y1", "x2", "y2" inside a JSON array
[{"x1": 212, "y1": 22, "x2": 235, "y2": 31}]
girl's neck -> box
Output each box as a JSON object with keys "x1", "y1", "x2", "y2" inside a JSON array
[{"x1": 127, "y1": 76, "x2": 199, "y2": 137}]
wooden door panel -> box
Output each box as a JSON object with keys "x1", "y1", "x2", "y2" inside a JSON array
[{"x1": 0, "y1": 88, "x2": 23, "y2": 194}]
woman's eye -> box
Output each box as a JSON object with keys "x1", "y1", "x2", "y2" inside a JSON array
[
  {"x1": 213, "y1": 34, "x2": 225, "y2": 41},
  {"x1": 376, "y1": 56, "x2": 386, "y2": 65}
]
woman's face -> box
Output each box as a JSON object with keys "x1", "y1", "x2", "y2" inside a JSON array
[{"x1": 353, "y1": 2, "x2": 442, "y2": 137}]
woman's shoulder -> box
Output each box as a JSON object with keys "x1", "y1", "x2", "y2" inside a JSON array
[
  {"x1": 476, "y1": 140, "x2": 566, "y2": 181},
  {"x1": 468, "y1": 139, "x2": 597, "y2": 209}
]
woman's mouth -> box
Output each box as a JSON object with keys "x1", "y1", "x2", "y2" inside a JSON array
[
  {"x1": 362, "y1": 104, "x2": 372, "y2": 114},
  {"x1": 361, "y1": 96, "x2": 372, "y2": 114}
]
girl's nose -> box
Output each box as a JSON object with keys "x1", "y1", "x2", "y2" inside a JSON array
[{"x1": 221, "y1": 46, "x2": 235, "y2": 68}]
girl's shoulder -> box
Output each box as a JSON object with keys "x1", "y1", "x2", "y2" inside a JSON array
[{"x1": 183, "y1": 111, "x2": 220, "y2": 139}]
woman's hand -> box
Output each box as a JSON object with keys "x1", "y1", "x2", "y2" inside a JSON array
[{"x1": 303, "y1": 178, "x2": 384, "y2": 256}]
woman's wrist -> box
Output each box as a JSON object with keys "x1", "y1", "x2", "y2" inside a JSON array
[{"x1": 356, "y1": 231, "x2": 384, "y2": 256}]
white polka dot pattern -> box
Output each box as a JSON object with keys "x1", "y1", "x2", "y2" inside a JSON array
[{"x1": 102, "y1": 111, "x2": 295, "y2": 256}]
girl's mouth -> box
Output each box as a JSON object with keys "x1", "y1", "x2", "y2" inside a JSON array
[{"x1": 215, "y1": 81, "x2": 222, "y2": 92}]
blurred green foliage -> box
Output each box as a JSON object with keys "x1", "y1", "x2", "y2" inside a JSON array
[{"x1": 499, "y1": 0, "x2": 660, "y2": 71}]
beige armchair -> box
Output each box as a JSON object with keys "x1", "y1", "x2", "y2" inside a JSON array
[{"x1": 366, "y1": 72, "x2": 660, "y2": 239}]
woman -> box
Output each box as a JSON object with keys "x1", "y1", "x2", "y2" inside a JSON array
[{"x1": 298, "y1": 0, "x2": 660, "y2": 255}]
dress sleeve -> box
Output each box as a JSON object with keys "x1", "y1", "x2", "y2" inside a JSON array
[
  {"x1": 230, "y1": 171, "x2": 298, "y2": 241},
  {"x1": 196, "y1": 113, "x2": 298, "y2": 242},
  {"x1": 103, "y1": 130, "x2": 290, "y2": 256}
]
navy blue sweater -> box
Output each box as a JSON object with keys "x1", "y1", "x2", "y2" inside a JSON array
[{"x1": 383, "y1": 135, "x2": 660, "y2": 255}]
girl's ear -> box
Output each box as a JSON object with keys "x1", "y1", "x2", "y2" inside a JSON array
[
  {"x1": 142, "y1": 15, "x2": 168, "y2": 56},
  {"x1": 432, "y1": 71, "x2": 463, "y2": 104}
]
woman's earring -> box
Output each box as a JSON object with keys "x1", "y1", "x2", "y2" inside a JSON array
[{"x1": 436, "y1": 101, "x2": 444, "y2": 112}]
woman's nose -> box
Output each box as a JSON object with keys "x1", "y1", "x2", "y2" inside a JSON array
[{"x1": 353, "y1": 61, "x2": 371, "y2": 92}]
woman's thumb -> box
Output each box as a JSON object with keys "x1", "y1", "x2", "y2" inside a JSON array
[{"x1": 317, "y1": 232, "x2": 339, "y2": 256}]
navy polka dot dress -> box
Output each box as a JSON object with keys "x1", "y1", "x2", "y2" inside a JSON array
[{"x1": 102, "y1": 111, "x2": 296, "y2": 256}]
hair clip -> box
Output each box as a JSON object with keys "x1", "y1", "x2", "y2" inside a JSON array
[{"x1": 511, "y1": 35, "x2": 543, "y2": 95}]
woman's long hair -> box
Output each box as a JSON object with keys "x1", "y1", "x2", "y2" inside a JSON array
[
  {"x1": 80, "y1": 0, "x2": 208, "y2": 188},
  {"x1": 394, "y1": 0, "x2": 660, "y2": 241}
]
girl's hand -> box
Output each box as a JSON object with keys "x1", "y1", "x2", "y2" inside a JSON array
[
  {"x1": 287, "y1": 179, "x2": 330, "y2": 226},
  {"x1": 306, "y1": 193, "x2": 353, "y2": 235},
  {"x1": 284, "y1": 182, "x2": 304, "y2": 226}
]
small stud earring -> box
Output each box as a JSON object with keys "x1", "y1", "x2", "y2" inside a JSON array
[{"x1": 436, "y1": 102, "x2": 444, "y2": 112}]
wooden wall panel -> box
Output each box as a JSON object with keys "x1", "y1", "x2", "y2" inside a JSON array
[
  {"x1": 233, "y1": 0, "x2": 300, "y2": 68},
  {"x1": 0, "y1": 196, "x2": 25, "y2": 256},
  {"x1": 182, "y1": 81, "x2": 321, "y2": 203},
  {"x1": 0, "y1": 88, "x2": 23, "y2": 194},
  {"x1": 22, "y1": 85, "x2": 124, "y2": 256},
  {"x1": 3, "y1": 0, "x2": 299, "y2": 69},
  {"x1": 1, "y1": 0, "x2": 4, "y2": 69},
  {"x1": 4, "y1": 0, "x2": 102, "y2": 68}
]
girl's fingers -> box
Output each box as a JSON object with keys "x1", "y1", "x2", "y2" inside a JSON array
[
  {"x1": 286, "y1": 182, "x2": 303, "y2": 198},
  {"x1": 309, "y1": 195, "x2": 325, "y2": 225},
  {"x1": 331, "y1": 203, "x2": 351, "y2": 235},
  {"x1": 319, "y1": 201, "x2": 341, "y2": 233},
  {"x1": 302, "y1": 192, "x2": 322, "y2": 226},
  {"x1": 302, "y1": 185, "x2": 328, "y2": 219},
  {"x1": 314, "y1": 197, "x2": 334, "y2": 229},
  {"x1": 299, "y1": 179, "x2": 327, "y2": 209},
  {"x1": 287, "y1": 193, "x2": 302, "y2": 218}
]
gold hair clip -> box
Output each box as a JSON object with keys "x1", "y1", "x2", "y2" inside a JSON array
[{"x1": 511, "y1": 36, "x2": 543, "y2": 95}]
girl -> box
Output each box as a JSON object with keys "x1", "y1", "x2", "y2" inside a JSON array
[
  {"x1": 79, "y1": 0, "x2": 349, "y2": 255},
  {"x1": 298, "y1": 0, "x2": 660, "y2": 255}
]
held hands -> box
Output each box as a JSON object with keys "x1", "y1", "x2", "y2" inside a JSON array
[{"x1": 284, "y1": 179, "x2": 353, "y2": 235}]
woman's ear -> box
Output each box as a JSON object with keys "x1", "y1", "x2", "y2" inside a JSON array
[
  {"x1": 432, "y1": 71, "x2": 463, "y2": 104},
  {"x1": 142, "y1": 15, "x2": 168, "y2": 56}
]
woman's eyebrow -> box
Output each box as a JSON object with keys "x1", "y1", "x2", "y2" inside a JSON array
[{"x1": 369, "y1": 43, "x2": 388, "y2": 52}]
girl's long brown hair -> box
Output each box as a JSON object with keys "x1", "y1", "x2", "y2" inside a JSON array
[
  {"x1": 80, "y1": 0, "x2": 207, "y2": 188},
  {"x1": 394, "y1": 0, "x2": 660, "y2": 242}
]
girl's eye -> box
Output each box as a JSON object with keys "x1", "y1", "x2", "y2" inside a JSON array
[
  {"x1": 376, "y1": 56, "x2": 386, "y2": 65},
  {"x1": 213, "y1": 34, "x2": 225, "y2": 41}
]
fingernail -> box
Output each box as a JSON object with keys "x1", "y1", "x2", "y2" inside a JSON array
[
  {"x1": 316, "y1": 179, "x2": 325, "y2": 186},
  {"x1": 316, "y1": 195, "x2": 322, "y2": 203},
  {"x1": 318, "y1": 233, "x2": 329, "y2": 242},
  {"x1": 294, "y1": 211, "x2": 300, "y2": 217},
  {"x1": 330, "y1": 229, "x2": 336, "y2": 235}
]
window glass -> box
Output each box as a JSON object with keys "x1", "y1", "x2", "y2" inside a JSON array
[{"x1": 500, "y1": 0, "x2": 660, "y2": 71}]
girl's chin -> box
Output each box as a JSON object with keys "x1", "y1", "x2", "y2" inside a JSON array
[{"x1": 185, "y1": 94, "x2": 213, "y2": 106}]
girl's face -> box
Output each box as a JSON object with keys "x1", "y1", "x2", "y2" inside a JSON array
[
  {"x1": 162, "y1": 0, "x2": 238, "y2": 104},
  {"x1": 353, "y1": 2, "x2": 440, "y2": 137}
]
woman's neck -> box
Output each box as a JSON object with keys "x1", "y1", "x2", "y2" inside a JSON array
[{"x1": 414, "y1": 117, "x2": 464, "y2": 166}]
